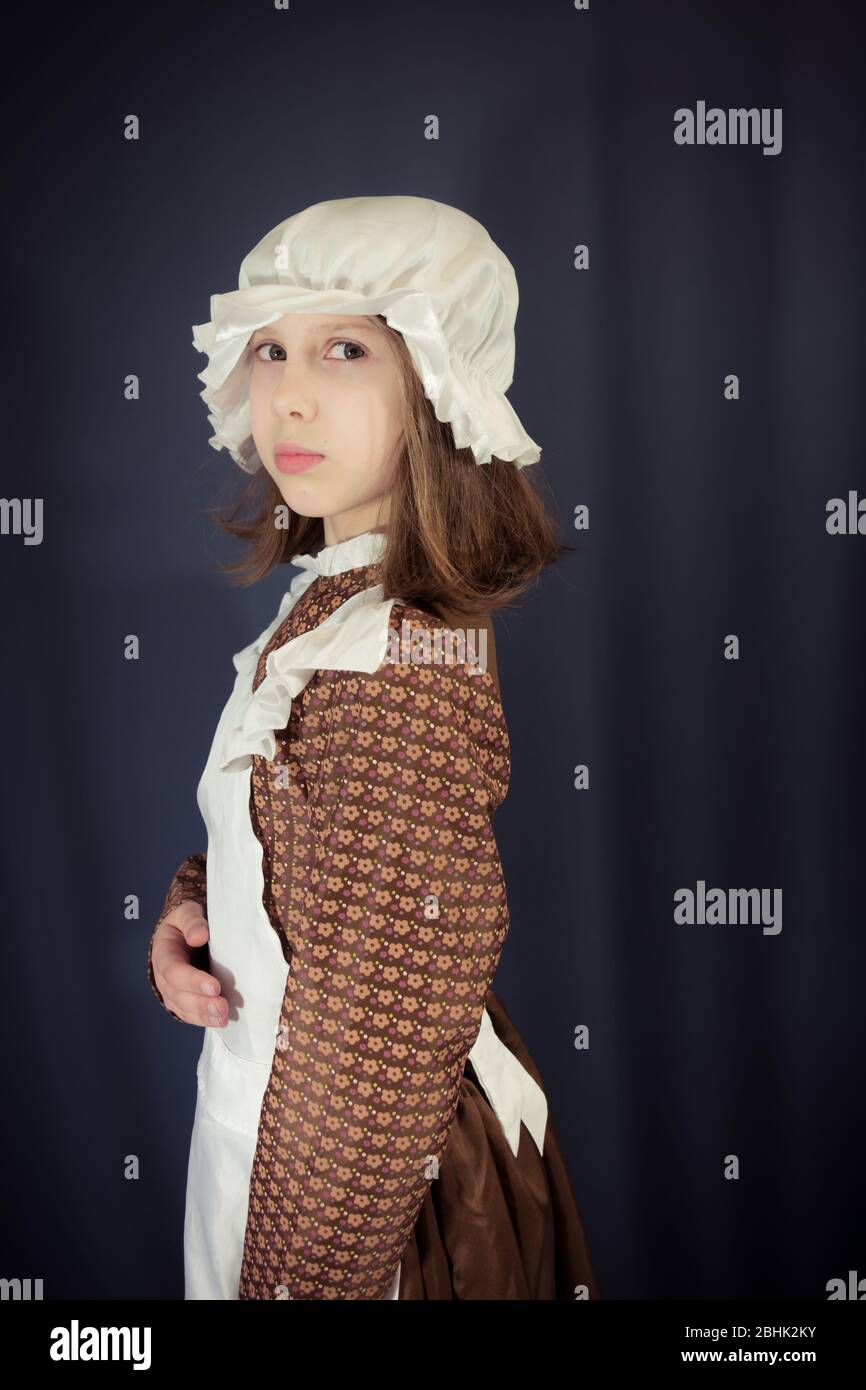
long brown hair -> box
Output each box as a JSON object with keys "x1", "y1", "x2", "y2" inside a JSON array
[{"x1": 206, "y1": 315, "x2": 570, "y2": 618}]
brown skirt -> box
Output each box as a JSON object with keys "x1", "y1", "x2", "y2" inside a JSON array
[{"x1": 398, "y1": 988, "x2": 601, "y2": 1300}]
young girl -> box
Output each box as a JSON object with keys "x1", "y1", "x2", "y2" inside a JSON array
[{"x1": 147, "y1": 195, "x2": 600, "y2": 1301}]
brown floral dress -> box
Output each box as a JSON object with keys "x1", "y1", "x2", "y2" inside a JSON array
[{"x1": 148, "y1": 561, "x2": 600, "y2": 1300}]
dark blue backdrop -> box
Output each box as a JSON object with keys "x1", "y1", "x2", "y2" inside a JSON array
[{"x1": 1, "y1": 0, "x2": 863, "y2": 1299}]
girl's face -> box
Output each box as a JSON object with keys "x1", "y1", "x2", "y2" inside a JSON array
[{"x1": 247, "y1": 313, "x2": 403, "y2": 545}]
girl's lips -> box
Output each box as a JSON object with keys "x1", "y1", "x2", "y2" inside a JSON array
[{"x1": 274, "y1": 451, "x2": 324, "y2": 475}]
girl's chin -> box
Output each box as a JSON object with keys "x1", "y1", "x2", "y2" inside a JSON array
[{"x1": 270, "y1": 474, "x2": 326, "y2": 505}]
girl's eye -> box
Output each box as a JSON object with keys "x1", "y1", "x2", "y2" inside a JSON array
[
  {"x1": 327, "y1": 339, "x2": 367, "y2": 362},
  {"x1": 250, "y1": 339, "x2": 367, "y2": 363},
  {"x1": 251, "y1": 341, "x2": 284, "y2": 363}
]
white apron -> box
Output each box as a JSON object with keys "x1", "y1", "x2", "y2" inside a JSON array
[{"x1": 183, "y1": 572, "x2": 548, "y2": 1301}]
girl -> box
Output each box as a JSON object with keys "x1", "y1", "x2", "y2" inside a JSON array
[{"x1": 147, "y1": 195, "x2": 600, "y2": 1301}]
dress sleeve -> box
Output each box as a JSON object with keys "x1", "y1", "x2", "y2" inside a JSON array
[
  {"x1": 238, "y1": 602, "x2": 511, "y2": 1299},
  {"x1": 147, "y1": 852, "x2": 208, "y2": 1019}
]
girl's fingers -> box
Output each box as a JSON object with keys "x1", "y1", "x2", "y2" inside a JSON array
[
  {"x1": 156, "y1": 927, "x2": 216, "y2": 984},
  {"x1": 159, "y1": 954, "x2": 224, "y2": 1003},
  {"x1": 163, "y1": 986, "x2": 228, "y2": 1028},
  {"x1": 153, "y1": 938, "x2": 223, "y2": 1011},
  {"x1": 151, "y1": 905, "x2": 218, "y2": 1024},
  {"x1": 181, "y1": 915, "x2": 210, "y2": 947}
]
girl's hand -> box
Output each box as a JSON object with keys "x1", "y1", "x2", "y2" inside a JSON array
[{"x1": 151, "y1": 900, "x2": 226, "y2": 1027}]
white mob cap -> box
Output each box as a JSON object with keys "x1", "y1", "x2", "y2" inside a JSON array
[{"x1": 191, "y1": 194, "x2": 541, "y2": 473}]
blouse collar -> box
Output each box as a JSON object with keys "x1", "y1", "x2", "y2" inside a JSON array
[
  {"x1": 237, "y1": 529, "x2": 388, "y2": 673},
  {"x1": 290, "y1": 528, "x2": 387, "y2": 579}
]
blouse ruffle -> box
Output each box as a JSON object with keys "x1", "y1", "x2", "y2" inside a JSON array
[{"x1": 222, "y1": 584, "x2": 397, "y2": 772}]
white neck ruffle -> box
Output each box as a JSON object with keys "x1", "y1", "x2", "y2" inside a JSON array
[
  {"x1": 221, "y1": 531, "x2": 393, "y2": 774},
  {"x1": 290, "y1": 528, "x2": 387, "y2": 579}
]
